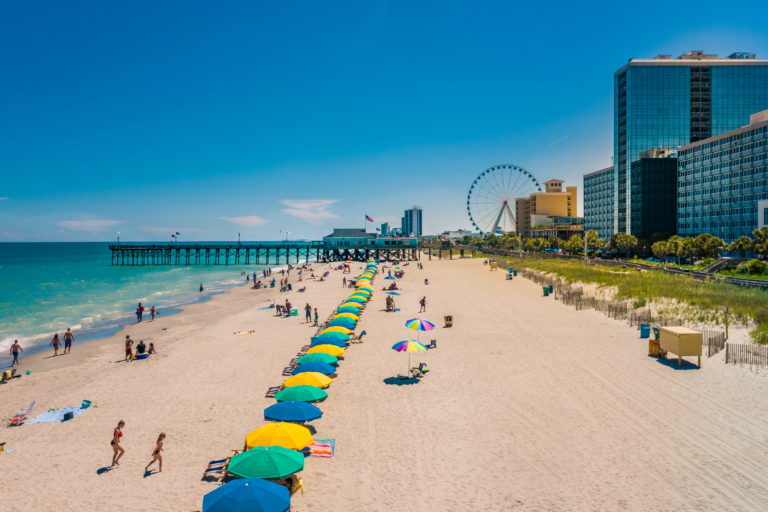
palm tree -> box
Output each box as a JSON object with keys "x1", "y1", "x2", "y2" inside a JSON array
[
  {"x1": 728, "y1": 236, "x2": 754, "y2": 258},
  {"x1": 753, "y1": 226, "x2": 768, "y2": 260}
]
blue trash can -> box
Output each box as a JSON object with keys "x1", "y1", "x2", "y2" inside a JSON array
[
  {"x1": 640, "y1": 323, "x2": 650, "y2": 339},
  {"x1": 548, "y1": 285, "x2": 554, "y2": 294}
]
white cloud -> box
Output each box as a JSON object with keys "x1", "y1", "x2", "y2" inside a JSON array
[
  {"x1": 140, "y1": 226, "x2": 204, "y2": 234},
  {"x1": 220, "y1": 216, "x2": 268, "y2": 227},
  {"x1": 281, "y1": 199, "x2": 339, "y2": 223},
  {"x1": 0, "y1": 197, "x2": 7, "y2": 200},
  {"x1": 55, "y1": 219, "x2": 123, "y2": 232}
]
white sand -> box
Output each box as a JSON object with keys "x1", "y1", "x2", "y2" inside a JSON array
[{"x1": 2, "y1": 257, "x2": 768, "y2": 511}]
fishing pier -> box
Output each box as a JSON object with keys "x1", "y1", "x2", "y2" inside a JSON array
[{"x1": 109, "y1": 230, "x2": 420, "y2": 266}]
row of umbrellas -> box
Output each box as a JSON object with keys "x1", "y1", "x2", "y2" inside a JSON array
[{"x1": 203, "y1": 259, "x2": 380, "y2": 512}]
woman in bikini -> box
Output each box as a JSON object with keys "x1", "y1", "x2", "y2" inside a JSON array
[
  {"x1": 50, "y1": 334, "x2": 60, "y2": 356},
  {"x1": 145, "y1": 432, "x2": 165, "y2": 473},
  {"x1": 111, "y1": 420, "x2": 126, "y2": 467}
]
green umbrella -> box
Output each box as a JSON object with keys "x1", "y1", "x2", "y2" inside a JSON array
[
  {"x1": 228, "y1": 446, "x2": 304, "y2": 479},
  {"x1": 298, "y1": 353, "x2": 339, "y2": 365},
  {"x1": 275, "y1": 385, "x2": 328, "y2": 402},
  {"x1": 315, "y1": 332, "x2": 350, "y2": 341}
]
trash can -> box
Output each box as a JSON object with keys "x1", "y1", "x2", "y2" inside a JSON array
[
  {"x1": 543, "y1": 287, "x2": 549, "y2": 297},
  {"x1": 508, "y1": 267, "x2": 513, "y2": 273},
  {"x1": 513, "y1": 270, "x2": 518, "y2": 276},
  {"x1": 81, "y1": 400, "x2": 92, "y2": 409},
  {"x1": 652, "y1": 327, "x2": 660, "y2": 340},
  {"x1": 548, "y1": 285, "x2": 554, "y2": 294},
  {"x1": 640, "y1": 323, "x2": 651, "y2": 339}
]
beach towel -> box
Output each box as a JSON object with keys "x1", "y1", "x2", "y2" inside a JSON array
[
  {"x1": 26, "y1": 406, "x2": 89, "y2": 425},
  {"x1": 233, "y1": 331, "x2": 256, "y2": 335},
  {"x1": 306, "y1": 438, "x2": 335, "y2": 458}
]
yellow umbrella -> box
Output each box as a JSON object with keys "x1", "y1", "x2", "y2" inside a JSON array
[
  {"x1": 357, "y1": 285, "x2": 374, "y2": 291},
  {"x1": 333, "y1": 312, "x2": 359, "y2": 321},
  {"x1": 283, "y1": 372, "x2": 332, "y2": 389},
  {"x1": 321, "y1": 326, "x2": 353, "y2": 335},
  {"x1": 245, "y1": 422, "x2": 313, "y2": 450},
  {"x1": 307, "y1": 344, "x2": 345, "y2": 357},
  {"x1": 339, "y1": 302, "x2": 363, "y2": 310}
]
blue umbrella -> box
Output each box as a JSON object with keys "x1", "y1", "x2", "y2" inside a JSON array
[
  {"x1": 314, "y1": 332, "x2": 350, "y2": 341},
  {"x1": 386, "y1": 291, "x2": 401, "y2": 296},
  {"x1": 384, "y1": 276, "x2": 395, "y2": 280},
  {"x1": 311, "y1": 338, "x2": 346, "y2": 348},
  {"x1": 291, "y1": 361, "x2": 337, "y2": 376},
  {"x1": 264, "y1": 401, "x2": 322, "y2": 422},
  {"x1": 336, "y1": 307, "x2": 360, "y2": 314},
  {"x1": 203, "y1": 478, "x2": 290, "y2": 512},
  {"x1": 327, "y1": 319, "x2": 356, "y2": 329}
]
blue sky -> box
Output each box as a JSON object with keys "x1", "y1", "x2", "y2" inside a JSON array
[{"x1": 2, "y1": 0, "x2": 767, "y2": 241}]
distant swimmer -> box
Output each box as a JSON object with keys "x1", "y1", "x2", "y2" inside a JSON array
[
  {"x1": 63, "y1": 328, "x2": 74, "y2": 354},
  {"x1": 199, "y1": 284, "x2": 204, "y2": 293},
  {"x1": 136, "y1": 303, "x2": 144, "y2": 322},
  {"x1": 150, "y1": 306, "x2": 156, "y2": 320},
  {"x1": 10, "y1": 339, "x2": 23, "y2": 367}
]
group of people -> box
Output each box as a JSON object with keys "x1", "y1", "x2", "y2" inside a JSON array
[
  {"x1": 135, "y1": 303, "x2": 157, "y2": 323},
  {"x1": 304, "y1": 303, "x2": 319, "y2": 325},
  {"x1": 110, "y1": 420, "x2": 166, "y2": 474},
  {"x1": 49, "y1": 328, "x2": 76, "y2": 357},
  {"x1": 124, "y1": 335, "x2": 157, "y2": 360}
]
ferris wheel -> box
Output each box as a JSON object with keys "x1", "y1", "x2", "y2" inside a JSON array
[{"x1": 466, "y1": 164, "x2": 542, "y2": 235}]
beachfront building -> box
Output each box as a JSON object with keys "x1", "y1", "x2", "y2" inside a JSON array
[
  {"x1": 677, "y1": 110, "x2": 768, "y2": 242},
  {"x1": 380, "y1": 222, "x2": 389, "y2": 235},
  {"x1": 760, "y1": 200, "x2": 768, "y2": 229},
  {"x1": 515, "y1": 179, "x2": 578, "y2": 239},
  {"x1": 629, "y1": 148, "x2": 678, "y2": 239},
  {"x1": 583, "y1": 166, "x2": 614, "y2": 239},
  {"x1": 401, "y1": 206, "x2": 423, "y2": 237},
  {"x1": 614, "y1": 50, "x2": 768, "y2": 235}
]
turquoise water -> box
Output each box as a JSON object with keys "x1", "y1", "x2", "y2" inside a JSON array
[{"x1": 0, "y1": 242, "x2": 294, "y2": 365}]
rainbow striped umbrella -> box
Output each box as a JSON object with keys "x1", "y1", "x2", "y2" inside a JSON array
[
  {"x1": 405, "y1": 318, "x2": 435, "y2": 343},
  {"x1": 391, "y1": 340, "x2": 428, "y2": 373}
]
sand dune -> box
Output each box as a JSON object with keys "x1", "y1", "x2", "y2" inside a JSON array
[{"x1": 2, "y1": 258, "x2": 768, "y2": 511}]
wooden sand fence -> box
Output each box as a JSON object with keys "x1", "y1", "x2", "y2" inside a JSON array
[
  {"x1": 725, "y1": 343, "x2": 768, "y2": 367},
  {"x1": 702, "y1": 329, "x2": 726, "y2": 358}
]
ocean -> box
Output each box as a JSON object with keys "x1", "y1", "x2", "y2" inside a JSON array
[{"x1": 0, "y1": 242, "x2": 295, "y2": 365}]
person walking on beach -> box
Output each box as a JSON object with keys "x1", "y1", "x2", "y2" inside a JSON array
[
  {"x1": 136, "y1": 303, "x2": 144, "y2": 322},
  {"x1": 342, "y1": 277, "x2": 346, "y2": 287},
  {"x1": 304, "y1": 303, "x2": 312, "y2": 323},
  {"x1": 63, "y1": 328, "x2": 74, "y2": 354},
  {"x1": 419, "y1": 296, "x2": 426, "y2": 313},
  {"x1": 111, "y1": 420, "x2": 126, "y2": 467},
  {"x1": 9, "y1": 340, "x2": 22, "y2": 367},
  {"x1": 124, "y1": 335, "x2": 134, "y2": 361},
  {"x1": 144, "y1": 432, "x2": 165, "y2": 473},
  {"x1": 50, "y1": 333, "x2": 61, "y2": 356}
]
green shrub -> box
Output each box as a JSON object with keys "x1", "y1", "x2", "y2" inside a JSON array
[
  {"x1": 632, "y1": 297, "x2": 647, "y2": 308},
  {"x1": 750, "y1": 324, "x2": 768, "y2": 345}
]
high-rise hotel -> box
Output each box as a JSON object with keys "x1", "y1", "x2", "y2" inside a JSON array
[{"x1": 611, "y1": 51, "x2": 768, "y2": 235}]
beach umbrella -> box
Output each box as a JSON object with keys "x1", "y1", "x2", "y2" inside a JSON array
[
  {"x1": 392, "y1": 340, "x2": 429, "y2": 373},
  {"x1": 345, "y1": 297, "x2": 366, "y2": 304},
  {"x1": 283, "y1": 372, "x2": 332, "y2": 389},
  {"x1": 344, "y1": 260, "x2": 353, "y2": 263},
  {"x1": 228, "y1": 446, "x2": 305, "y2": 480},
  {"x1": 356, "y1": 285, "x2": 374, "y2": 291},
  {"x1": 352, "y1": 290, "x2": 371, "y2": 297},
  {"x1": 386, "y1": 291, "x2": 401, "y2": 296},
  {"x1": 336, "y1": 306, "x2": 361, "y2": 314},
  {"x1": 245, "y1": 422, "x2": 313, "y2": 450},
  {"x1": 311, "y1": 337, "x2": 346, "y2": 348},
  {"x1": 307, "y1": 344, "x2": 345, "y2": 357},
  {"x1": 275, "y1": 385, "x2": 328, "y2": 402},
  {"x1": 333, "y1": 312, "x2": 359, "y2": 321},
  {"x1": 384, "y1": 276, "x2": 395, "y2": 280},
  {"x1": 339, "y1": 303, "x2": 363, "y2": 310},
  {"x1": 326, "y1": 320, "x2": 356, "y2": 330},
  {"x1": 320, "y1": 326, "x2": 353, "y2": 335},
  {"x1": 202, "y1": 478, "x2": 290, "y2": 512},
  {"x1": 405, "y1": 317, "x2": 435, "y2": 343},
  {"x1": 291, "y1": 361, "x2": 336, "y2": 376},
  {"x1": 297, "y1": 353, "x2": 338, "y2": 366},
  {"x1": 314, "y1": 331, "x2": 350, "y2": 341},
  {"x1": 263, "y1": 401, "x2": 322, "y2": 423}
]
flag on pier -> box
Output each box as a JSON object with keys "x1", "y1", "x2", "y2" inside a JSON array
[{"x1": 365, "y1": 215, "x2": 374, "y2": 222}]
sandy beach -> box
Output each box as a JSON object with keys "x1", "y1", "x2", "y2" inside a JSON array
[{"x1": 2, "y1": 257, "x2": 768, "y2": 511}]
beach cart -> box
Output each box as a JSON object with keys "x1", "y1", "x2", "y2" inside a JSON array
[
  {"x1": 659, "y1": 326, "x2": 702, "y2": 367},
  {"x1": 444, "y1": 315, "x2": 453, "y2": 328}
]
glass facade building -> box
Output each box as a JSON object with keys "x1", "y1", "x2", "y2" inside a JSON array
[
  {"x1": 401, "y1": 206, "x2": 423, "y2": 237},
  {"x1": 629, "y1": 150, "x2": 678, "y2": 238},
  {"x1": 614, "y1": 51, "x2": 768, "y2": 235},
  {"x1": 677, "y1": 111, "x2": 768, "y2": 242},
  {"x1": 583, "y1": 166, "x2": 614, "y2": 239}
]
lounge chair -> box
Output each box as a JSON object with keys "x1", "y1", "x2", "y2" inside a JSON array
[
  {"x1": 282, "y1": 366, "x2": 296, "y2": 376},
  {"x1": 349, "y1": 330, "x2": 367, "y2": 344},
  {"x1": 428, "y1": 339, "x2": 437, "y2": 349},
  {"x1": 291, "y1": 477, "x2": 305, "y2": 496},
  {"x1": 201, "y1": 451, "x2": 239, "y2": 481},
  {"x1": 9, "y1": 401, "x2": 35, "y2": 426},
  {"x1": 265, "y1": 386, "x2": 282, "y2": 398},
  {"x1": 410, "y1": 362, "x2": 430, "y2": 378}
]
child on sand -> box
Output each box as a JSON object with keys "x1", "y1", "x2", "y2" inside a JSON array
[
  {"x1": 145, "y1": 433, "x2": 165, "y2": 473},
  {"x1": 125, "y1": 335, "x2": 134, "y2": 361}
]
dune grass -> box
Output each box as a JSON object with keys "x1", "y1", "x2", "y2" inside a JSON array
[{"x1": 480, "y1": 253, "x2": 768, "y2": 330}]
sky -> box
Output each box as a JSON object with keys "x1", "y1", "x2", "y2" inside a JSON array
[{"x1": 1, "y1": 0, "x2": 768, "y2": 241}]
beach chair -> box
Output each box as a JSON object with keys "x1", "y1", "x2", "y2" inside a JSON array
[
  {"x1": 201, "y1": 452, "x2": 239, "y2": 481},
  {"x1": 410, "y1": 362, "x2": 430, "y2": 378},
  {"x1": 282, "y1": 366, "x2": 297, "y2": 376},
  {"x1": 349, "y1": 330, "x2": 367, "y2": 344},
  {"x1": 428, "y1": 339, "x2": 437, "y2": 349},
  {"x1": 291, "y1": 478, "x2": 305, "y2": 496},
  {"x1": 9, "y1": 401, "x2": 35, "y2": 427},
  {"x1": 265, "y1": 386, "x2": 282, "y2": 398}
]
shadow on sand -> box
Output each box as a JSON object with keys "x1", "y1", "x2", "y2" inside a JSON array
[
  {"x1": 650, "y1": 354, "x2": 701, "y2": 371},
  {"x1": 383, "y1": 376, "x2": 419, "y2": 386}
]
